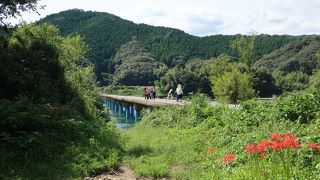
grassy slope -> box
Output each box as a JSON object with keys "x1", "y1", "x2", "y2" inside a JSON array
[{"x1": 122, "y1": 92, "x2": 320, "y2": 179}]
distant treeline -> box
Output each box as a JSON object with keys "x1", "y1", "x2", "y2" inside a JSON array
[{"x1": 39, "y1": 9, "x2": 320, "y2": 97}]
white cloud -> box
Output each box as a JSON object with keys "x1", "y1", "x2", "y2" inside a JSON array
[{"x1": 7, "y1": 0, "x2": 320, "y2": 36}]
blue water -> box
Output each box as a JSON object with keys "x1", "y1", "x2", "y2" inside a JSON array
[{"x1": 103, "y1": 99, "x2": 142, "y2": 129}]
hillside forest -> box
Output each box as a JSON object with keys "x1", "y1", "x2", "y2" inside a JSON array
[{"x1": 39, "y1": 9, "x2": 320, "y2": 98}]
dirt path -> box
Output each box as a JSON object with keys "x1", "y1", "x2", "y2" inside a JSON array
[{"x1": 84, "y1": 165, "x2": 157, "y2": 180}]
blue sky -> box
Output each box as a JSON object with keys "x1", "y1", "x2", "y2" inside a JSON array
[{"x1": 10, "y1": 0, "x2": 320, "y2": 36}]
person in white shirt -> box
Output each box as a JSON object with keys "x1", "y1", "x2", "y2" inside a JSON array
[{"x1": 175, "y1": 84, "x2": 183, "y2": 102}]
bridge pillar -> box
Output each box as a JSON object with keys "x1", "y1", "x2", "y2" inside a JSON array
[
  {"x1": 134, "y1": 109, "x2": 137, "y2": 122},
  {"x1": 119, "y1": 104, "x2": 122, "y2": 116},
  {"x1": 113, "y1": 102, "x2": 116, "y2": 111},
  {"x1": 114, "y1": 103, "x2": 117, "y2": 112},
  {"x1": 125, "y1": 106, "x2": 130, "y2": 123},
  {"x1": 129, "y1": 106, "x2": 133, "y2": 115},
  {"x1": 133, "y1": 104, "x2": 140, "y2": 123}
]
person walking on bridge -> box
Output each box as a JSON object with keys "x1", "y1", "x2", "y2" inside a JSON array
[
  {"x1": 175, "y1": 84, "x2": 183, "y2": 102},
  {"x1": 144, "y1": 87, "x2": 148, "y2": 100},
  {"x1": 152, "y1": 86, "x2": 156, "y2": 99}
]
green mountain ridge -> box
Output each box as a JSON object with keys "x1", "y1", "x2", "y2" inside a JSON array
[
  {"x1": 254, "y1": 37, "x2": 320, "y2": 75},
  {"x1": 38, "y1": 9, "x2": 318, "y2": 86}
]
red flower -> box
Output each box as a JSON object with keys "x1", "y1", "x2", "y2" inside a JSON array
[
  {"x1": 223, "y1": 153, "x2": 236, "y2": 164},
  {"x1": 283, "y1": 139, "x2": 300, "y2": 149},
  {"x1": 207, "y1": 148, "x2": 215, "y2": 153},
  {"x1": 281, "y1": 134, "x2": 300, "y2": 149},
  {"x1": 269, "y1": 133, "x2": 300, "y2": 150},
  {"x1": 271, "y1": 141, "x2": 283, "y2": 151},
  {"x1": 245, "y1": 144, "x2": 257, "y2": 154},
  {"x1": 308, "y1": 143, "x2": 320, "y2": 152},
  {"x1": 283, "y1": 133, "x2": 297, "y2": 142},
  {"x1": 256, "y1": 141, "x2": 271, "y2": 152},
  {"x1": 270, "y1": 133, "x2": 281, "y2": 142}
]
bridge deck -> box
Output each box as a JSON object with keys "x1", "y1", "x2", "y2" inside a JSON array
[
  {"x1": 101, "y1": 94, "x2": 272, "y2": 108},
  {"x1": 102, "y1": 94, "x2": 184, "y2": 107}
]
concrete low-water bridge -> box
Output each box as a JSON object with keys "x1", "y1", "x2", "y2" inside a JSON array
[
  {"x1": 102, "y1": 94, "x2": 183, "y2": 107},
  {"x1": 101, "y1": 94, "x2": 185, "y2": 128},
  {"x1": 101, "y1": 94, "x2": 275, "y2": 129}
]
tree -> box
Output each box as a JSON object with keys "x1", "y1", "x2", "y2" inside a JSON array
[
  {"x1": 231, "y1": 34, "x2": 256, "y2": 70},
  {"x1": 213, "y1": 69, "x2": 255, "y2": 104},
  {"x1": 112, "y1": 40, "x2": 160, "y2": 85},
  {"x1": 252, "y1": 68, "x2": 279, "y2": 97},
  {"x1": 209, "y1": 54, "x2": 235, "y2": 79},
  {"x1": 0, "y1": 0, "x2": 43, "y2": 26}
]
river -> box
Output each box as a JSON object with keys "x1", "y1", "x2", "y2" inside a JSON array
[{"x1": 104, "y1": 99, "x2": 148, "y2": 129}]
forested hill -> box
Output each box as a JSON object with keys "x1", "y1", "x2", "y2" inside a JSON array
[
  {"x1": 254, "y1": 37, "x2": 320, "y2": 75},
  {"x1": 38, "y1": 9, "x2": 304, "y2": 82}
]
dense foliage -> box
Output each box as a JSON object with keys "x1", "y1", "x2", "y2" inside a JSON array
[
  {"x1": 213, "y1": 69, "x2": 255, "y2": 104},
  {"x1": 123, "y1": 90, "x2": 320, "y2": 179},
  {"x1": 38, "y1": 9, "x2": 303, "y2": 85},
  {"x1": 0, "y1": 23, "x2": 122, "y2": 178},
  {"x1": 254, "y1": 37, "x2": 320, "y2": 93},
  {"x1": 112, "y1": 40, "x2": 160, "y2": 85}
]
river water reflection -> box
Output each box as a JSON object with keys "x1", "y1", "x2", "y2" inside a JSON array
[{"x1": 104, "y1": 99, "x2": 145, "y2": 129}]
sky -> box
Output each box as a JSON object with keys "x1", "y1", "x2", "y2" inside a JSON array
[{"x1": 9, "y1": 0, "x2": 320, "y2": 36}]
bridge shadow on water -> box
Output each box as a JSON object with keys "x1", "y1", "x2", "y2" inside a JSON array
[{"x1": 104, "y1": 99, "x2": 151, "y2": 130}]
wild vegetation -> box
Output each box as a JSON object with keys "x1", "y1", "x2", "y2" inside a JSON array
[
  {"x1": 0, "y1": 23, "x2": 122, "y2": 179},
  {"x1": 123, "y1": 90, "x2": 320, "y2": 179}
]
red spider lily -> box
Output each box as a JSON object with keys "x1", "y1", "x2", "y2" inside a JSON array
[
  {"x1": 282, "y1": 133, "x2": 297, "y2": 142},
  {"x1": 223, "y1": 153, "x2": 236, "y2": 164},
  {"x1": 270, "y1": 132, "x2": 281, "y2": 142},
  {"x1": 245, "y1": 144, "x2": 257, "y2": 154},
  {"x1": 245, "y1": 133, "x2": 300, "y2": 154},
  {"x1": 271, "y1": 141, "x2": 283, "y2": 151},
  {"x1": 308, "y1": 143, "x2": 320, "y2": 152},
  {"x1": 282, "y1": 139, "x2": 300, "y2": 149},
  {"x1": 256, "y1": 141, "x2": 272, "y2": 152},
  {"x1": 207, "y1": 148, "x2": 215, "y2": 153}
]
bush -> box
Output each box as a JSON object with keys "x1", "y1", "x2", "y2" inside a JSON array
[{"x1": 276, "y1": 88, "x2": 320, "y2": 123}]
